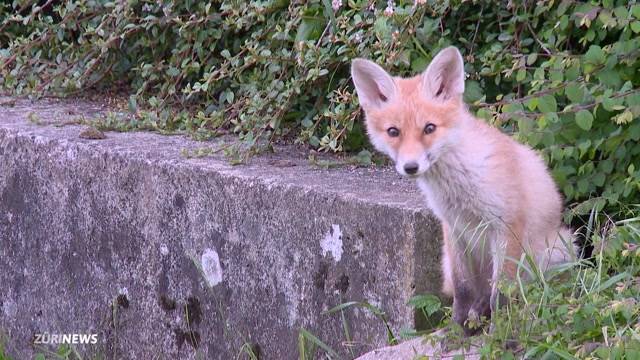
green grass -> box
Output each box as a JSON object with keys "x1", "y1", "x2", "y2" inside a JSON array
[
  {"x1": 32, "y1": 344, "x2": 85, "y2": 360},
  {"x1": 0, "y1": 332, "x2": 9, "y2": 360},
  {"x1": 476, "y1": 210, "x2": 640, "y2": 359}
]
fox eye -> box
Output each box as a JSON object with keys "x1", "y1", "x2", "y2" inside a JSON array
[
  {"x1": 424, "y1": 123, "x2": 436, "y2": 135},
  {"x1": 387, "y1": 127, "x2": 400, "y2": 137}
]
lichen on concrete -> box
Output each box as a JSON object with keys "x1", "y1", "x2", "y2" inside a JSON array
[
  {"x1": 320, "y1": 224, "x2": 344, "y2": 262},
  {"x1": 201, "y1": 248, "x2": 223, "y2": 287}
]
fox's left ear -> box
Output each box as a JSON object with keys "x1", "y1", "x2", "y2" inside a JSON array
[{"x1": 422, "y1": 47, "x2": 465, "y2": 101}]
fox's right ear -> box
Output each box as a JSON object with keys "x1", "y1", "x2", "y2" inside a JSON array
[{"x1": 351, "y1": 59, "x2": 396, "y2": 109}]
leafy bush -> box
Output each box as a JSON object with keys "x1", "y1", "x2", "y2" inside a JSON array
[{"x1": 1, "y1": 0, "x2": 639, "y2": 212}]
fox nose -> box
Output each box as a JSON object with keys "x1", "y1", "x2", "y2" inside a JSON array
[{"x1": 404, "y1": 162, "x2": 419, "y2": 175}]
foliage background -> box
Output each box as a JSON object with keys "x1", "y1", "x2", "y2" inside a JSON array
[
  {"x1": 2, "y1": 1, "x2": 640, "y2": 358},
  {"x1": 2, "y1": 0, "x2": 640, "y2": 216}
]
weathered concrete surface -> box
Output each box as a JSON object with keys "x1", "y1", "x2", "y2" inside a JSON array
[
  {"x1": 356, "y1": 334, "x2": 480, "y2": 360},
  {"x1": 0, "y1": 97, "x2": 443, "y2": 359}
]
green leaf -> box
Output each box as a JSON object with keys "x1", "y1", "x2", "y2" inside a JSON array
[
  {"x1": 598, "y1": 69, "x2": 621, "y2": 88},
  {"x1": 632, "y1": 21, "x2": 640, "y2": 33},
  {"x1": 498, "y1": 33, "x2": 512, "y2": 42},
  {"x1": 602, "y1": 96, "x2": 624, "y2": 111},
  {"x1": 354, "y1": 150, "x2": 372, "y2": 165},
  {"x1": 575, "y1": 110, "x2": 594, "y2": 131},
  {"x1": 578, "y1": 139, "x2": 592, "y2": 157},
  {"x1": 595, "y1": 272, "x2": 629, "y2": 293},
  {"x1": 295, "y1": 16, "x2": 325, "y2": 42},
  {"x1": 598, "y1": 10, "x2": 617, "y2": 29},
  {"x1": 577, "y1": 178, "x2": 589, "y2": 193},
  {"x1": 128, "y1": 95, "x2": 137, "y2": 113},
  {"x1": 463, "y1": 80, "x2": 483, "y2": 103},
  {"x1": 600, "y1": 159, "x2": 614, "y2": 173},
  {"x1": 584, "y1": 45, "x2": 605, "y2": 65},
  {"x1": 301, "y1": 118, "x2": 313, "y2": 128},
  {"x1": 573, "y1": 197, "x2": 606, "y2": 215},
  {"x1": 538, "y1": 95, "x2": 557, "y2": 113},
  {"x1": 374, "y1": 17, "x2": 391, "y2": 40},
  {"x1": 629, "y1": 123, "x2": 640, "y2": 141},
  {"x1": 166, "y1": 66, "x2": 180, "y2": 77},
  {"x1": 593, "y1": 172, "x2": 606, "y2": 186},
  {"x1": 407, "y1": 294, "x2": 441, "y2": 316},
  {"x1": 321, "y1": 0, "x2": 338, "y2": 32},
  {"x1": 565, "y1": 84, "x2": 584, "y2": 103},
  {"x1": 225, "y1": 91, "x2": 234, "y2": 104},
  {"x1": 298, "y1": 328, "x2": 340, "y2": 359},
  {"x1": 563, "y1": 184, "x2": 574, "y2": 199}
]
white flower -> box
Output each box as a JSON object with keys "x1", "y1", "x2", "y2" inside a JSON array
[
  {"x1": 332, "y1": 0, "x2": 342, "y2": 11},
  {"x1": 384, "y1": 0, "x2": 395, "y2": 16}
]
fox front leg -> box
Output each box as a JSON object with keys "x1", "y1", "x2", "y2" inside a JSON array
[
  {"x1": 452, "y1": 277, "x2": 476, "y2": 336},
  {"x1": 470, "y1": 295, "x2": 491, "y2": 320},
  {"x1": 486, "y1": 231, "x2": 517, "y2": 333}
]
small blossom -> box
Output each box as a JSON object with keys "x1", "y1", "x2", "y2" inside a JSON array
[
  {"x1": 332, "y1": 0, "x2": 342, "y2": 11},
  {"x1": 414, "y1": 0, "x2": 427, "y2": 6},
  {"x1": 142, "y1": 3, "x2": 152, "y2": 12},
  {"x1": 384, "y1": 5, "x2": 394, "y2": 16},
  {"x1": 162, "y1": 4, "x2": 172, "y2": 17}
]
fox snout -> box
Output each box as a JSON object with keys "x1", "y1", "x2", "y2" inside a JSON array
[
  {"x1": 403, "y1": 162, "x2": 419, "y2": 175},
  {"x1": 395, "y1": 154, "x2": 432, "y2": 177}
]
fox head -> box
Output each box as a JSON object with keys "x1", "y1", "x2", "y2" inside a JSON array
[{"x1": 351, "y1": 46, "x2": 468, "y2": 177}]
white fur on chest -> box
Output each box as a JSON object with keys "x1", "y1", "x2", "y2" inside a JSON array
[{"x1": 416, "y1": 151, "x2": 506, "y2": 247}]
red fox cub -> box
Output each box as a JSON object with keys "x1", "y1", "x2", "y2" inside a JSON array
[{"x1": 351, "y1": 47, "x2": 575, "y2": 335}]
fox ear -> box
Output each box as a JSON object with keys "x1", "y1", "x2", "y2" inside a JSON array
[
  {"x1": 351, "y1": 59, "x2": 396, "y2": 109},
  {"x1": 422, "y1": 47, "x2": 465, "y2": 101}
]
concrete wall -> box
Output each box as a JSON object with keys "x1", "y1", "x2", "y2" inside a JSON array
[{"x1": 0, "y1": 98, "x2": 443, "y2": 359}]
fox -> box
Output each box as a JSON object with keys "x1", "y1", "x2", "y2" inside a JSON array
[{"x1": 351, "y1": 47, "x2": 576, "y2": 335}]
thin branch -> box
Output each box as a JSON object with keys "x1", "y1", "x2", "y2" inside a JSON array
[
  {"x1": 468, "y1": 5, "x2": 484, "y2": 56},
  {"x1": 493, "y1": 88, "x2": 640, "y2": 121},
  {"x1": 527, "y1": 22, "x2": 551, "y2": 56},
  {"x1": 564, "y1": 88, "x2": 640, "y2": 113}
]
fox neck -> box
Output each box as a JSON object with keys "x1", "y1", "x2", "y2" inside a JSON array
[{"x1": 416, "y1": 118, "x2": 505, "y2": 232}]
